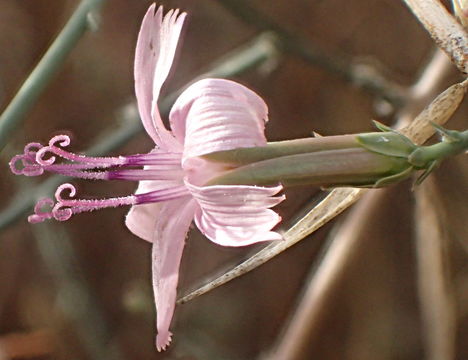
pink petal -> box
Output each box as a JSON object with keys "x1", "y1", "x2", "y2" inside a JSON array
[
  {"x1": 169, "y1": 78, "x2": 269, "y2": 162},
  {"x1": 125, "y1": 179, "x2": 183, "y2": 242},
  {"x1": 186, "y1": 181, "x2": 284, "y2": 246},
  {"x1": 151, "y1": 197, "x2": 197, "y2": 351},
  {"x1": 126, "y1": 202, "x2": 162, "y2": 242},
  {"x1": 134, "y1": 5, "x2": 186, "y2": 150}
]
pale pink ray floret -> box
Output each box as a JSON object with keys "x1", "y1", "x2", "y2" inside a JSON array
[{"x1": 9, "y1": 4, "x2": 285, "y2": 351}]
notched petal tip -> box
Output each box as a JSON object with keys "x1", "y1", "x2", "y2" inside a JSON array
[
  {"x1": 134, "y1": 4, "x2": 186, "y2": 149},
  {"x1": 156, "y1": 331, "x2": 173, "y2": 352}
]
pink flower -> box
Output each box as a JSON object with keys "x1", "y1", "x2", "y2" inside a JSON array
[{"x1": 10, "y1": 4, "x2": 284, "y2": 351}]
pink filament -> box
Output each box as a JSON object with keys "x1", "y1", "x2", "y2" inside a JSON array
[
  {"x1": 36, "y1": 135, "x2": 125, "y2": 167},
  {"x1": 10, "y1": 136, "x2": 183, "y2": 181},
  {"x1": 28, "y1": 183, "x2": 190, "y2": 223}
]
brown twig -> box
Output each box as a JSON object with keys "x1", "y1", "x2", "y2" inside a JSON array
[
  {"x1": 396, "y1": 49, "x2": 454, "y2": 127},
  {"x1": 403, "y1": 0, "x2": 468, "y2": 74},
  {"x1": 217, "y1": 0, "x2": 406, "y2": 107}
]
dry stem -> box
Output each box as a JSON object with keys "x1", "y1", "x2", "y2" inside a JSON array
[{"x1": 403, "y1": 0, "x2": 468, "y2": 74}]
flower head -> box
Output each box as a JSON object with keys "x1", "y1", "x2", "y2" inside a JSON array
[{"x1": 10, "y1": 4, "x2": 284, "y2": 351}]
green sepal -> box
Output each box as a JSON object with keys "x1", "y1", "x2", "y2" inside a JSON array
[
  {"x1": 357, "y1": 131, "x2": 416, "y2": 158},
  {"x1": 408, "y1": 128, "x2": 468, "y2": 168},
  {"x1": 430, "y1": 121, "x2": 463, "y2": 142},
  {"x1": 372, "y1": 120, "x2": 394, "y2": 132},
  {"x1": 373, "y1": 165, "x2": 414, "y2": 188},
  {"x1": 372, "y1": 121, "x2": 415, "y2": 146},
  {"x1": 413, "y1": 160, "x2": 440, "y2": 187},
  {"x1": 407, "y1": 147, "x2": 427, "y2": 168},
  {"x1": 320, "y1": 164, "x2": 415, "y2": 189}
]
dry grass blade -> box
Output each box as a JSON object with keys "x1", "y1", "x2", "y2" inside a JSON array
[
  {"x1": 178, "y1": 79, "x2": 468, "y2": 305},
  {"x1": 415, "y1": 177, "x2": 456, "y2": 360},
  {"x1": 403, "y1": 0, "x2": 468, "y2": 74},
  {"x1": 401, "y1": 78, "x2": 468, "y2": 141}
]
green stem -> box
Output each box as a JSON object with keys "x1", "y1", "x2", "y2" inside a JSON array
[
  {"x1": 409, "y1": 130, "x2": 468, "y2": 167},
  {"x1": 0, "y1": 0, "x2": 106, "y2": 152}
]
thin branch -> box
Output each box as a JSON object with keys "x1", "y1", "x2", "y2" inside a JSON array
[
  {"x1": 217, "y1": 0, "x2": 406, "y2": 107},
  {"x1": 0, "y1": 33, "x2": 279, "y2": 231},
  {"x1": 32, "y1": 223, "x2": 125, "y2": 360},
  {"x1": 403, "y1": 0, "x2": 468, "y2": 74},
  {"x1": 414, "y1": 177, "x2": 456, "y2": 360},
  {"x1": 0, "y1": 0, "x2": 106, "y2": 152},
  {"x1": 396, "y1": 49, "x2": 453, "y2": 127}
]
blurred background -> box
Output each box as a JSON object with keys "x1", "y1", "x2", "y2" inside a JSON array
[{"x1": 0, "y1": 0, "x2": 467, "y2": 359}]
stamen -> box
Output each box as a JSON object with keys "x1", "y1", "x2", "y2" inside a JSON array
[
  {"x1": 107, "y1": 168, "x2": 184, "y2": 181},
  {"x1": 51, "y1": 183, "x2": 136, "y2": 221},
  {"x1": 28, "y1": 183, "x2": 190, "y2": 223},
  {"x1": 9, "y1": 143, "x2": 45, "y2": 176},
  {"x1": 135, "y1": 186, "x2": 190, "y2": 204},
  {"x1": 125, "y1": 153, "x2": 182, "y2": 166},
  {"x1": 28, "y1": 198, "x2": 55, "y2": 223},
  {"x1": 35, "y1": 134, "x2": 182, "y2": 168},
  {"x1": 10, "y1": 136, "x2": 184, "y2": 181},
  {"x1": 36, "y1": 135, "x2": 126, "y2": 168}
]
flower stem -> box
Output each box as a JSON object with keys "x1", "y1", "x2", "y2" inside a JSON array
[
  {"x1": 409, "y1": 129, "x2": 468, "y2": 166},
  {"x1": 0, "y1": 0, "x2": 106, "y2": 152}
]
